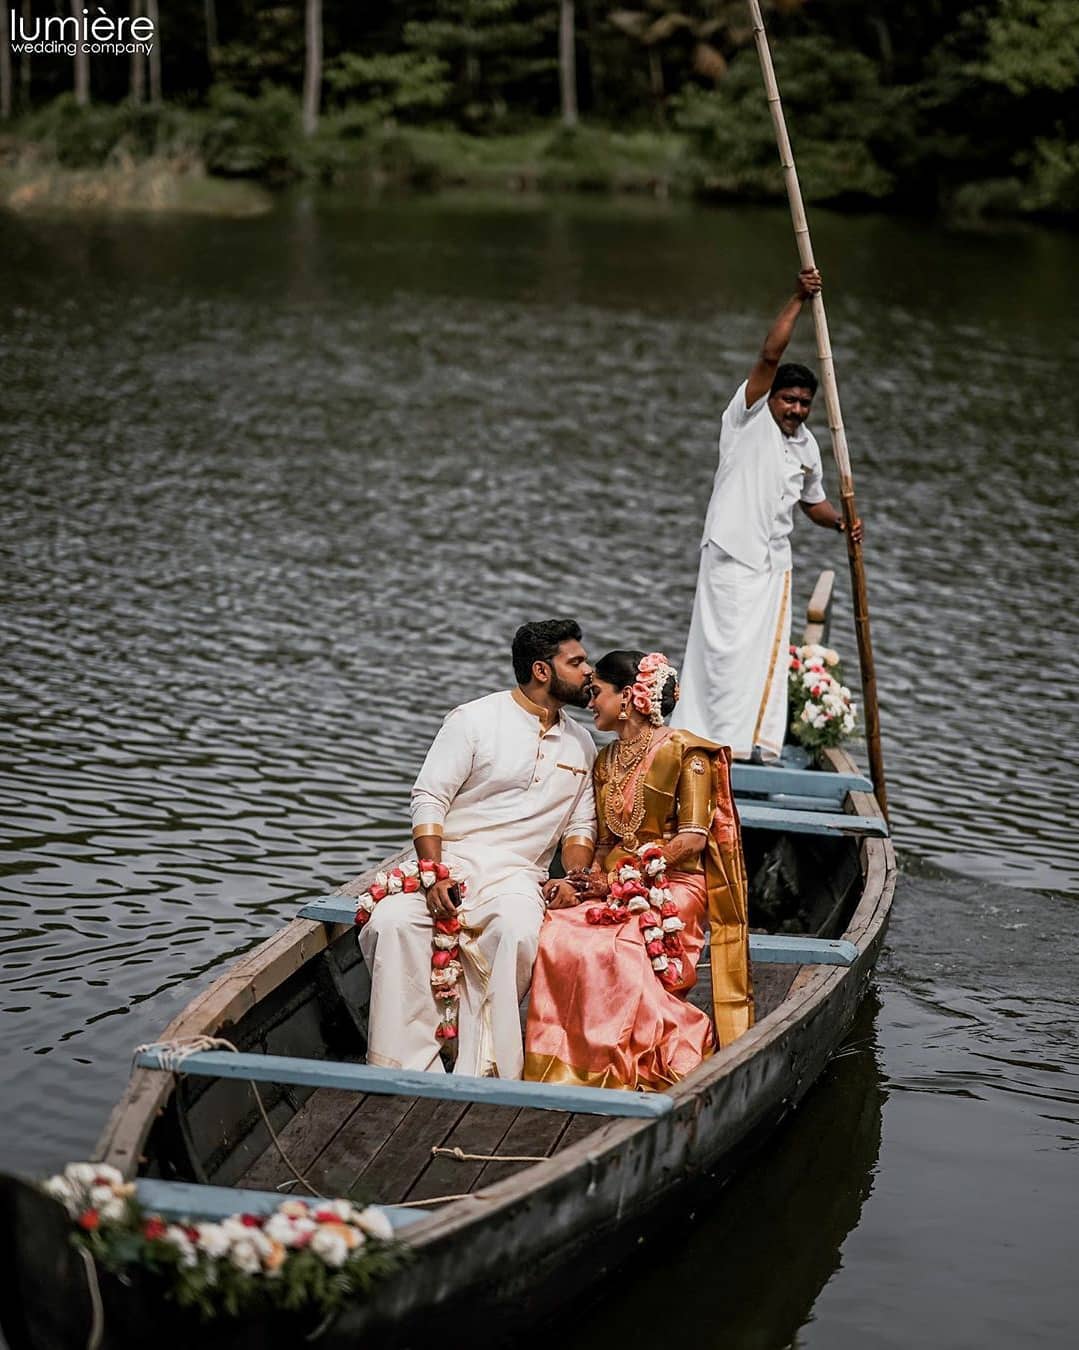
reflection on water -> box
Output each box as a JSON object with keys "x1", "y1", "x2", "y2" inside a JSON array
[
  {"x1": 538, "y1": 994, "x2": 885, "y2": 1350},
  {"x1": 1, "y1": 192, "x2": 1077, "y2": 1347}
]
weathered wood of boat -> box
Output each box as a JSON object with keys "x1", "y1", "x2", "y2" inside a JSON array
[{"x1": 0, "y1": 572, "x2": 896, "y2": 1350}]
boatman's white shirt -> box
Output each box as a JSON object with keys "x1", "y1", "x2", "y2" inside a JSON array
[
  {"x1": 411, "y1": 688, "x2": 597, "y2": 875},
  {"x1": 701, "y1": 380, "x2": 827, "y2": 573}
]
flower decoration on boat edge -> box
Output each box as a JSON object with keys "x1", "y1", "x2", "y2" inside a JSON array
[
  {"x1": 787, "y1": 643, "x2": 857, "y2": 750},
  {"x1": 41, "y1": 1163, "x2": 404, "y2": 1321}
]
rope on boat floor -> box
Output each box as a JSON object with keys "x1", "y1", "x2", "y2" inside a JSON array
[
  {"x1": 431, "y1": 1146, "x2": 549, "y2": 1164},
  {"x1": 133, "y1": 1038, "x2": 549, "y2": 1209},
  {"x1": 133, "y1": 1035, "x2": 326, "y2": 1200}
]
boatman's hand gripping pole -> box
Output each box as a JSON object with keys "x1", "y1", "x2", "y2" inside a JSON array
[{"x1": 746, "y1": 0, "x2": 888, "y2": 820}]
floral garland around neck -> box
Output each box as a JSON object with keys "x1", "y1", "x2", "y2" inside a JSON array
[
  {"x1": 628, "y1": 651, "x2": 679, "y2": 727},
  {"x1": 353, "y1": 857, "x2": 466, "y2": 1043},
  {"x1": 585, "y1": 842, "x2": 686, "y2": 990}
]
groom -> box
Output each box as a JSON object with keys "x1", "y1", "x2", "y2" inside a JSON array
[{"x1": 358, "y1": 619, "x2": 597, "y2": 1079}]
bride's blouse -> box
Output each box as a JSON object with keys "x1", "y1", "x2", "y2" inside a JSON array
[{"x1": 595, "y1": 731, "x2": 719, "y2": 871}]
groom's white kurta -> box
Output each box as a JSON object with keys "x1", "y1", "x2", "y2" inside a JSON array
[
  {"x1": 359, "y1": 688, "x2": 596, "y2": 1078},
  {"x1": 673, "y1": 380, "x2": 826, "y2": 760}
]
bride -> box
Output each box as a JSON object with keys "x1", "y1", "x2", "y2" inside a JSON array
[{"x1": 523, "y1": 650, "x2": 754, "y2": 1092}]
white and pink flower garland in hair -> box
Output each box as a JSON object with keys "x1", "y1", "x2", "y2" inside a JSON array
[
  {"x1": 628, "y1": 652, "x2": 679, "y2": 726},
  {"x1": 353, "y1": 858, "x2": 466, "y2": 1043},
  {"x1": 585, "y1": 842, "x2": 686, "y2": 990}
]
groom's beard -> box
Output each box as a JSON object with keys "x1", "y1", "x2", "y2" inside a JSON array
[{"x1": 550, "y1": 671, "x2": 591, "y2": 709}]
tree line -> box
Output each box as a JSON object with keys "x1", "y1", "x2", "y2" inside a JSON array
[{"x1": 2, "y1": 1, "x2": 1077, "y2": 220}]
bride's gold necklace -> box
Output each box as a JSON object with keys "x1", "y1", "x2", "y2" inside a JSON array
[{"x1": 604, "y1": 725, "x2": 653, "y2": 851}]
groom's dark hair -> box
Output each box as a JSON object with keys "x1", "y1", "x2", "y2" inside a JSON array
[{"x1": 512, "y1": 619, "x2": 582, "y2": 685}]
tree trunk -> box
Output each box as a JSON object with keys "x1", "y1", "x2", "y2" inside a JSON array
[
  {"x1": 72, "y1": 0, "x2": 90, "y2": 106},
  {"x1": 130, "y1": 0, "x2": 146, "y2": 103},
  {"x1": 1, "y1": 6, "x2": 12, "y2": 120},
  {"x1": 147, "y1": 0, "x2": 162, "y2": 104},
  {"x1": 559, "y1": 0, "x2": 578, "y2": 128},
  {"x1": 302, "y1": 0, "x2": 322, "y2": 137},
  {"x1": 204, "y1": 0, "x2": 218, "y2": 68},
  {"x1": 19, "y1": 1, "x2": 31, "y2": 111},
  {"x1": 648, "y1": 47, "x2": 664, "y2": 125}
]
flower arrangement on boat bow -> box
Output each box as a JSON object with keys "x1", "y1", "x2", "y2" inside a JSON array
[
  {"x1": 41, "y1": 1163, "x2": 405, "y2": 1321},
  {"x1": 585, "y1": 843, "x2": 686, "y2": 989},
  {"x1": 788, "y1": 643, "x2": 858, "y2": 749}
]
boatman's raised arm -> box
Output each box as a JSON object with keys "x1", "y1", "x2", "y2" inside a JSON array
[{"x1": 745, "y1": 268, "x2": 862, "y2": 544}]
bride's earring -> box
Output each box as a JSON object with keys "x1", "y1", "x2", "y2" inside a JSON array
[{"x1": 618, "y1": 703, "x2": 629, "y2": 721}]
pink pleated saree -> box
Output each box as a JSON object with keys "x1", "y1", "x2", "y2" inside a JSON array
[{"x1": 522, "y1": 729, "x2": 722, "y2": 1092}]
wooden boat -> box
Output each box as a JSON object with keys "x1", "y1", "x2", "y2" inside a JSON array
[{"x1": 0, "y1": 572, "x2": 896, "y2": 1350}]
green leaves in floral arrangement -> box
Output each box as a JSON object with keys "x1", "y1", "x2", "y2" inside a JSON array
[{"x1": 42, "y1": 1164, "x2": 408, "y2": 1324}]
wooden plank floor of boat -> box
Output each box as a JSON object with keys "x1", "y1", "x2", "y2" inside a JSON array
[{"x1": 235, "y1": 959, "x2": 800, "y2": 1205}]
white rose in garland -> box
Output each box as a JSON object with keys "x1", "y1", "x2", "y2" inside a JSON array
[{"x1": 37, "y1": 1166, "x2": 407, "y2": 1322}]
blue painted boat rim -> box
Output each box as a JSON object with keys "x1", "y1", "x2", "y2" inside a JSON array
[{"x1": 133, "y1": 1178, "x2": 428, "y2": 1229}]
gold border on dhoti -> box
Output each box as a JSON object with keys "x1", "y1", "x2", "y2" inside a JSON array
[{"x1": 750, "y1": 568, "x2": 792, "y2": 751}]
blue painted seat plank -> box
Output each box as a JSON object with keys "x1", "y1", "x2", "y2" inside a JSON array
[
  {"x1": 731, "y1": 764, "x2": 872, "y2": 797},
  {"x1": 739, "y1": 793, "x2": 853, "y2": 813},
  {"x1": 737, "y1": 803, "x2": 887, "y2": 837},
  {"x1": 133, "y1": 1049, "x2": 673, "y2": 1118},
  {"x1": 134, "y1": 1179, "x2": 427, "y2": 1229},
  {"x1": 746, "y1": 935, "x2": 858, "y2": 966},
  {"x1": 299, "y1": 897, "x2": 864, "y2": 965}
]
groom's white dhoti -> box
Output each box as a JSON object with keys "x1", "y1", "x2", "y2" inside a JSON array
[
  {"x1": 359, "y1": 688, "x2": 596, "y2": 1078},
  {"x1": 672, "y1": 379, "x2": 826, "y2": 760}
]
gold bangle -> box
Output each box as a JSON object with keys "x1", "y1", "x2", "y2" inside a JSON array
[
  {"x1": 412, "y1": 823, "x2": 444, "y2": 840},
  {"x1": 563, "y1": 834, "x2": 594, "y2": 849}
]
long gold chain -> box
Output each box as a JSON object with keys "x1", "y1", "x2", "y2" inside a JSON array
[{"x1": 603, "y1": 727, "x2": 653, "y2": 849}]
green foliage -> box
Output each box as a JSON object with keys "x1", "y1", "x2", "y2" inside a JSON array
[
  {"x1": 9, "y1": 0, "x2": 1079, "y2": 220},
  {"x1": 324, "y1": 51, "x2": 452, "y2": 131},
  {"x1": 17, "y1": 96, "x2": 202, "y2": 169},
  {"x1": 1023, "y1": 135, "x2": 1079, "y2": 214},
  {"x1": 404, "y1": 0, "x2": 557, "y2": 129},
  {"x1": 981, "y1": 0, "x2": 1079, "y2": 95},
  {"x1": 215, "y1": 4, "x2": 307, "y2": 96},
  {"x1": 200, "y1": 85, "x2": 302, "y2": 179},
  {"x1": 675, "y1": 37, "x2": 893, "y2": 203}
]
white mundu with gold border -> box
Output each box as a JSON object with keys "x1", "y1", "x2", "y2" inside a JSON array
[
  {"x1": 672, "y1": 380, "x2": 825, "y2": 760},
  {"x1": 358, "y1": 688, "x2": 596, "y2": 1079}
]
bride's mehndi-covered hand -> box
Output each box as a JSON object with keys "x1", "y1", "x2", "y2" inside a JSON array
[
  {"x1": 660, "y1": 832, "x2": 708, "y2": 869},
  {"x1": 568, "y1": 866, "x2": 609, "y2": 901}
]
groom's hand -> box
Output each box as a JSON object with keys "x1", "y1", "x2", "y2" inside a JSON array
[
  {"x1": 543, "y1": 878, "x2": 578, "y2": 910},
  {"x1": 426, "y1": 879, "x2": 459, "y2": 920}
]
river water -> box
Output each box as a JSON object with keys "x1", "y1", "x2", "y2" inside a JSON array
[{"x1": 1, "y1": 192, "x2": 1076, "y2": 1347}]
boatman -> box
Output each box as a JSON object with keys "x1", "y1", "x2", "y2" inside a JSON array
[
  {"x1": 358, "y1": 620, "x2": 597, "y2": 1079},
  {"x1": 672, "y1": 268, "x2": 862, "y2": 761}
]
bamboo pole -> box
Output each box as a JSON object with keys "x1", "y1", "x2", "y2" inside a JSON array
[{"x1": 746, "y1": 0, "x2": 888, "y2": 817}]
